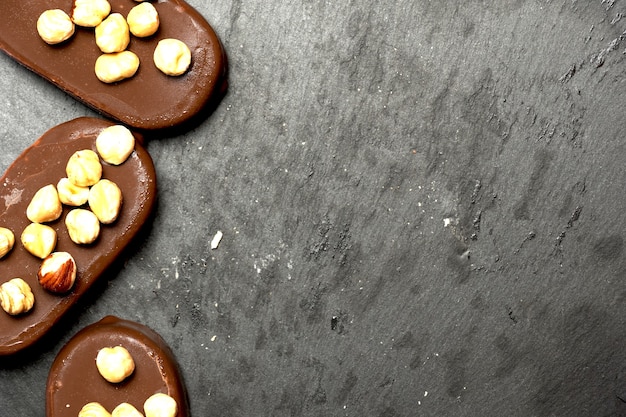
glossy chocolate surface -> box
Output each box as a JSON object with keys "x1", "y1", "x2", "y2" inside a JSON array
[
  {"x1": 0, "y1": 0, "x2": 226, "y2": 130},
  {"x1": 47, "y1": 316, "x2": 188, "y2": 417},
  {"x1": 0, "y1": 117, "x2": 156, "y2": 355}
]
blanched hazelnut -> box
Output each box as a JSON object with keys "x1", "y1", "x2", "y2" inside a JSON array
[
  {"x1": 89, "y1": 179, "x2": 122, "y2": 224},
  {"x1": 96, "y1": 125, "x2": 135, "y2": 165},
  {"x1": 67, "y1": 150, "x2": 103, "y2": 187},
  {"x1": 21, "y1": 223, "x2": 57, "y2": 259},
  {"x1": 79, "y1": 402, "x2": 112, "y2": 417},
  {"x1": 38, "y1": 252, "x2": 77, "y2": 294},
  {"x1": 143, "y1": 393, "x2": 177, "y2": 417},
  {"x1": 37, "y1": 9, "x2": 75, "y2": 45},
  {"x1": 57, "y1": 178, "x2": 90, "y2": 207},
  {"x1": 0, "y1": 278, "x2": 35, "y2": 316},
  {"x1": 96, "y1": 345, "x2": 135, "y2": 383},
  {"x1": 96, "y1": 13, "x2": 130, "y2": 53},
  {"x1": 127, "y1": 2, "x2": 159, "y2": 38},
  {"x1": 72, "y1": 0, "x2": 112, "y2": 27},
  {"x1": 27, "y1": 184, "x2": 63, "y2": 223},
  {"x1": 153, "y1": 38, "x2": 191, "y2": 76},
  {"x1": 112, "y1": 403, "x2": 143, "y2": 417},
  {"x1": 0, "y1": 227, "x2": 15, "y2": 259},
  {"x1": 95, "y1": 51, "x2": 140, "y2": 83},
  {"x1": 65, "y1": 209, "x2": 100, "y2": 245}
]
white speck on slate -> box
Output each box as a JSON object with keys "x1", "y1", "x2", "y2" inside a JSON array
[{"x1": 211, "y1": 231, "x2": 223, "y2": 249}]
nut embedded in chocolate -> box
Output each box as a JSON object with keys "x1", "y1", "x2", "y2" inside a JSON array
[
  {"x1": 21, "y1": 223, "x2": 57, "y2": 259},
  {"x1": 78, "y1": 402, "x2": 111, "y2": 417},
  {"x1": 0, "y1": 278, "x2": 35, "y2": 316},
  {"x1": 26, "y1": 184, "x2": 63, "y2": 224},
  {"x1": 127, "y1": 2, "x2": 159, "y2": 38},
  {"x1": 0, "y1": 227, "x2": 15, "y2": 259},
  {"x1": 88, "y1": 179, "x2": 123, "y2": 225},
  {"x1": 111, "y1": 402, "x2": 142, "y2": 417},
  {"x1": 65, "y1": 208, "x2": 101, "y2": 245},
  {"x1": 95, "y1": 125, "x2": 135, "y2": 166},
  {"x1": 143, "y1": 393, "x2": 178, "y2": 417},
  {"x1": 72, "y1": 0, "x2": 112, "y2": 28},
  {"x1": 37, "y1": 9, "x2": 75, "y2": 45},
  {"x1": 66, "y1": 150, "x2": 103, "y2": 188},
  {"x1": 38, "y1": 252, "x2": 77, "y2": 294},
  {"x1": 96, "y1": 345, "x2": 135, "y2": 383}
]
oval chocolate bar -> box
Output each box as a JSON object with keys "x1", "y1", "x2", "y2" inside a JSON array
[
  {"x1": 0, "y1": 0, "x2": 227, "y2": 131},
  {"x1": 0, "y1": 117, "x2": 156, "y2": 355},
  {"x1": 47, "y1": 316, "x2": 188, "y2": 417}
]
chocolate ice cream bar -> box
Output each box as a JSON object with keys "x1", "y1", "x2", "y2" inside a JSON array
[
  {"x1": 0, "y1": 117, "x2": 156, "y2": 355},
  {"x1": 0, "y1": 0, "x2": 227, "y2": 131},
  {"x1": 47, "y1": 316, "x2": 188, "y2": 417}
]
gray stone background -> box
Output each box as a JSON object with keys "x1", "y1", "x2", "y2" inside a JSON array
[{"x1": 1, "y1": 1, "x2": 626, "y2": 416}]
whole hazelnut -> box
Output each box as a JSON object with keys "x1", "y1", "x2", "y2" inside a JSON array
[{"x1": 38, "y1": 252, "x2": 77, "y2": 294}]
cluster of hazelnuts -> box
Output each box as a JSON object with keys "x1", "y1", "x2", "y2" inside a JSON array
[
  {"x1": 37, "y1": 0, "x2": 192, "y2": 83},
  {"x1": 0, "y1": 125, "x2": 135, "y2": 317},
  {"x1": 79, "y1": 344, "x2": 178, "y2": 417}
]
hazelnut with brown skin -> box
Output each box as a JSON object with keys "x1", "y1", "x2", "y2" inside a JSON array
[{"x1": 38, "y1": 252, "x2": 77, "y2": 294}]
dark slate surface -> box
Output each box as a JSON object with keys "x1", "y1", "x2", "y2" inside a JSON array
[{"x1": 1, "y1": 1, "x2": 626, "y2": 416}]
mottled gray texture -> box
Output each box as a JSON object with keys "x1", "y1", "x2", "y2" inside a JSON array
[{"x1": 1, "y1": 1, "x2": 626, "y2": 416}]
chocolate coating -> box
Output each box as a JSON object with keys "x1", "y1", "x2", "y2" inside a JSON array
[
  {"x1": 0, "y1": 0, "x2": 227, "y2": 131},
  {"x1": 46, "y1": 316, "x2": 188, "y2": 417},
  {"x1": 0, "y1": 117, "x2": 156, "y2": 355}
]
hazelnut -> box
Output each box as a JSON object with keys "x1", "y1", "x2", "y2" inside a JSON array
[
  {"x1": 67, "y1": 150, "x2": 103, "y2": 187},
  {"x1": 89, "y1": 179, "x2": 122, "y2": 224},
  {"x1": 65, "y1": 208, "x2": 100, "y2": 245},
  {"x1": 111, "y1": 403, "x2": 143, "y2": 417},
  {"x1": 153, "y1": 38, "x2": 191, "y2": 76},
  {"x1": 21, "y1": 223, "x2": 57, "y2": 259},
  {"x1": 95, "y1": 51, "x2": 140, "y2": 83},
  {"x1": 72, "y1": 0, "x2": 112, "y2": 28},
  {"x1": 0, "y1": 227, "x2": 15, "y2": 259},
  {"x1": 79, "y1": 402, "x2": 112, "y2": 417},
  {"x1": 57, "y1": 177, "x2": 90, "y2": 207},
  {"x1": 127, "y1": 2, "x2": 159, "y2": 38},
  {"x1": 37, "y1": 9, "x2": 75, "y2": 45},
  {"x1": 38, "y1": 252, "x2": 77, "y2": 294},
  {"x1": 96, "y1": 13, "x2": 130, "y2": 53},
  {"x1": 0, "y1": 278, "x2": 35, "y2": 316},
  {"x1": 26, "y1": 184, "x2": 63, "y2": 223},
  {"x1": 96, "y1": 345, "x2": 135, "y2": 383},
  {"x1": 143, "y1": 393, "x2": 177, "y2": 417},
  {"x1": 96, "y1": 125, "x2": 135, "y2": 165}
]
